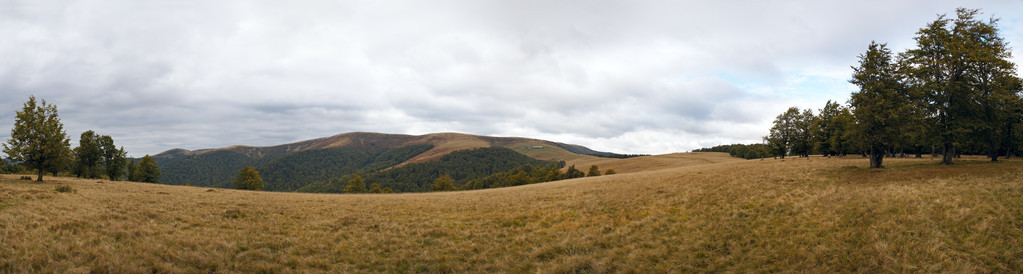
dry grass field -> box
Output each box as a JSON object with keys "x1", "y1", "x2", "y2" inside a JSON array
[{"x1": 2, "y1": 153, "x2": 1022, "y2": 272}]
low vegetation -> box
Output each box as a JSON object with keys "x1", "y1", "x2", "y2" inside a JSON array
[{"x1": 2, "y1": 153, "x2": 1020, "y2": 272}]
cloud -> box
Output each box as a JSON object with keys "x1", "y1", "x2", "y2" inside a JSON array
[{"x1": 1, "y1": 0, "x2": 1021, "y2": 157}]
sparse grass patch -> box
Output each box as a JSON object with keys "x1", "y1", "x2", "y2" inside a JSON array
[{"x1": 54, "y1": 185, "x2": 74, "y2": 193}]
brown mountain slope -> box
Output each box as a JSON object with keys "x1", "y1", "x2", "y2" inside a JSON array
[{"x1": 157, "y1": 132, "x2": 603, "y2": 167}]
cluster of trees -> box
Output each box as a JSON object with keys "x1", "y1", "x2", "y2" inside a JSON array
[
  {"x1": 72, "y1": 130, "x2": 127, "y2": 179},
  {"x1": 764, "y1": 9, "x2": 1022, "y2": 168},
  {"x1": 2, "y1": 96, "x2": 160, "y2": 181},
  {"x1": 694, "y1": 143, "x2": 778, "y2": 159}
]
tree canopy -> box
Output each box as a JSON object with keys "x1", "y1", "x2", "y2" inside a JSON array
[{"x1": 2, "y1": 96, "x2": 72, "y2": 181}]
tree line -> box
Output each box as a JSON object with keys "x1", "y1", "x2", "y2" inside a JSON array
[
  {"x1": 2, "y1": 96, "x2": 161, "y2": 181},
  {"x1": 759, "y1": 8, "x2": 1022, "y2": 168}
]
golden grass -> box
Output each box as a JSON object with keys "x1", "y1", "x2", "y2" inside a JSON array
[{"x1": 2, "y1": 153, "x2": 1022, "y2": 272}]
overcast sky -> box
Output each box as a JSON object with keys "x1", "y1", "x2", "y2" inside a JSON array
[{"x1": 2, "y1": 1, "x2": 1022, "y2": 157}]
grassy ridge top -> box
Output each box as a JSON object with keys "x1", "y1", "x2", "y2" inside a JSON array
[{"x1": 2, "y1": 153, "x2": 1022, "y2": 272}]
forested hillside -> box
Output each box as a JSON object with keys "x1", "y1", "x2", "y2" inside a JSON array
[
  {"x1": 297, "y1": 147, "x2": 562, "y2": 193},
  {"x1": 156, "y1": 144, "x2": 435, "y2": 191}
]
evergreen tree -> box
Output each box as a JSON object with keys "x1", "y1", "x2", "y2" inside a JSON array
[
  {"x1": 850, "y1": 42, "x2": 909, "y2": 168},
  {"x1": 136, "y1": 155, "x2": 161, "y2": 183},
  {"x1": 232, "y1": 166, "x2": 263, "y2": 190},
  {"x1": 2, "y1": 96, "x2": 72, "y2": 182},
  {"x1": 343, "y1": 174, "x2": 366, "y2": 193},
  {"x1": 431, "y1": 174, "x2": 456, "y2": 191},
  {"x1": 586, "y1": 165, "x2": 601, "y2": 177}
]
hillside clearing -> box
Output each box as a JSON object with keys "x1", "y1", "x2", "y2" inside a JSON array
[{"x1": 1, "y1": 153, "x2": 1022, "y2": 272}]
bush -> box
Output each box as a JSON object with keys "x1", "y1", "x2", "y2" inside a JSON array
[
  {"x1": 55, "y1": 185, "x2": 74, "y2": 193},
  {"x1": 19, "y1": 176, "x2": 32, "y2": 180}
]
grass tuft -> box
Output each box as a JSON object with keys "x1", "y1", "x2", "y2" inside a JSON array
[{"x1": 54, "y1": 185, "x2": 74, "y2": 193}]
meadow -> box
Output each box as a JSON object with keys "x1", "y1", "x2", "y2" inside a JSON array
[{"x1": 1, "y1": 152, "x2": 1021, "y2": 272}]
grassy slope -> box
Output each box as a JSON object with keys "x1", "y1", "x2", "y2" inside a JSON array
[{"x1": 2, "y1": 154, "x2": 1022, "y2": 272}]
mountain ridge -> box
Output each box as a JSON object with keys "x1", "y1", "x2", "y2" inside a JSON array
[{"x1": 154, "y1": 131, "x2": 607, "y2": 166}]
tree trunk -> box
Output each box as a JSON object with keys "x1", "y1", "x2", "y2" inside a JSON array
[
  {"x1": 942, "y1": 143, "x2": 954, "y2": 165},
  {"x1": 869, "y1": 148, "x2": 884, "y2": 168},
  {"x1": 36, "y1": 164, "x2": 44, "y2": 182}
]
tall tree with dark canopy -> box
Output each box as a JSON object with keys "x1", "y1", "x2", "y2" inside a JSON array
[
  {"x1": 74, "y1": 130, "x2": 103, "y2": 178},
  {"x1": 136, "y1": 155, "x2": 161, "y2": 183},
  {"x1": 99, "y1": 135, "x2": 127, "y2": 180},
  {"x1": 767, "y1": 107, "x2": 801, "y2": 159},
  {"x1": 905, "y1": 8, "x2": 1022, "y2": 163},
  {"x1": 850, "y1": 42, "x2": 909, "y2": 168},
  {"x1": 2, "y1": 96, "x2": 72, "y2": 182}
]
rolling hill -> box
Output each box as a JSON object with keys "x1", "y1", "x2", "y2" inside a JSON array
[
  {"x1": 3, "y1": 154, "x2": 1021, "y2": 272},
  {"x1": 153, "y1": 132, "x2": 638, "y2": 192}
]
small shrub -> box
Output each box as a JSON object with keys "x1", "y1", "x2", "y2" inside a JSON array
[
  {"x1": 604, "y1": 169, "x2": 617, "y2": 175},
  {"x1": 55, "y1": 185, "x2": 74, "y2": 193},
  {"x1": 19, "y1": 176, "x2": 32, "y2": 180}
]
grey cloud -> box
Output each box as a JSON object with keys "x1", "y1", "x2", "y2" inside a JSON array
[{"x1": 1, "y1": 0, "x2": 1021, "y2": 156}]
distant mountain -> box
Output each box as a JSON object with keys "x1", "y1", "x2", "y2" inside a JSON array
[{"x1": 153, "y1": 132, "x2": 604, "y2": 192}]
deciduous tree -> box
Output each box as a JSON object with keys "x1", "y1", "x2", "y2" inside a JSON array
[
  {"x1": 2, "y1": 96, "x2": 72, "y2": 181},
  {"x1": 343, "y1": 174, "x2": 366, "y2": 193},
  {"x1": 232, "y1": 166, "x2": 263, "y2": 190},
  {"x1": 431, "y1": 174, "x2": 456, "y2": 191},
  {"x1": 136, "y1": 155, "x2": 161, "y2": 183}
]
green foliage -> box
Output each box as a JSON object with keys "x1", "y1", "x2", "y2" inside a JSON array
[
  {"x1": 767, "y1": 107, "x2": 806, "y2": 159},
  {"x1": 2, "y1": 96, "x2": 72, "y2": 182},
  {"x1": 232, "y1": 166, "x2": 263, "y2": 190},
  {"x1": 74, "y1": 131, "x2": 103, "y2": 178},
  {"x1": 126, "y1": 158, "x2": 137, "y2": 182},
  {"x1": 157, "y1": 150, "x2": 264, "y2": 188},
  {"x1": 368, "y1": 183, "x2": 383, "y2": 193},
  {"x1": 343, "y1": 174, "x2": 366, "y2": 193},
  {"x1": 461, "y1": 164, "x2": 564, "y2": 190},
  {"x1": 99, "y1": 136, "x2": 127, "y2": 181},
  {"x1": 604, "y1": 169, "x2": 616, "y2": 175},
  {"x1": 136, "y1": 155, "x2": 161, "y2": 183},
  {"x1": 904, "y1": 8, "x2": 1022, "y2": 163},
  {"x1": 586, "y1": 165, "x2": 600, "y2": 177},
  {"x1": 850, "y1": 42, "x2": 909, "y2": 168},
  {"x1": 158, "y1": 144, "x2": 433, "y2": 191},
  {"x1": 364, "y1": 147, "x2": 556, "y2": 193},
  {"x1": 0, "y1": 158, "x2": 24, "y2": 174},
  {"x1": 564, "y1": 165, "x2": 585, "y2": 179},
  {"x1": 431, "y1": 174, "x2": 456, "y2": 191}
]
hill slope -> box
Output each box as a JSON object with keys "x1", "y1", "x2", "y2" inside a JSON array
[
  {"x1": 154, "y1": 132, "x2": 606, "y2": 191},
  {"x1": 3, "y1": 154, "x2": 1021, "y2": 272}
]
